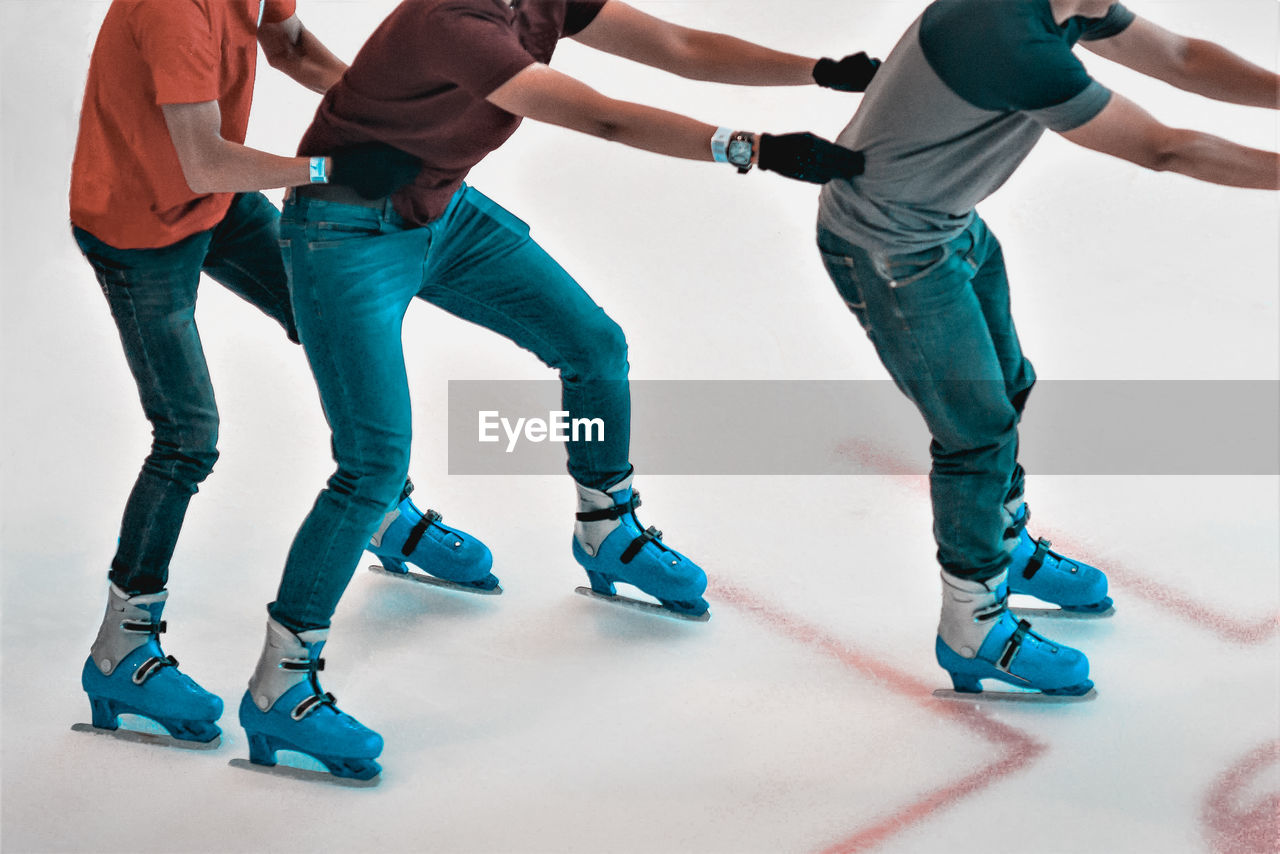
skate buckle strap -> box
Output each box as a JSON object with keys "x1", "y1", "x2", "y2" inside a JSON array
[
  {"x1": 973, "y1": 586, "x2": 1009, "y2": 623},
  {"x1": 996, "y1": 619, "x2": 1040, "y2": 673},
  {"x1": 1022, "y1": 538, "x2": 1057, "y2": 580},
  {"x1": 132, "y1": 654, "x2": 178, "y2": 685},
  {"x1": 401, "y1": 509, "x2": 456, "y2": 555},
  {"x1": 620, "y1": 525, "x2": 668, "y2": 564},
  {"x1": 121, "y1": 619, "x2": 166, "y2": 635},
  {"x1": 291, "y1": 691, "x2": 338, "y2": 720},
  {"x1": 575, "y1": 491, "x2": 643, "y2": 523},
  {"x1": 279, "y1": 657, "x2": 324, "y2": 673}
]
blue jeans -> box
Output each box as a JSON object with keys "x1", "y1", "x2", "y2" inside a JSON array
[
  {"x1": 73, "y1": 192, "x2": 296, "y2": 595},
  {"x1": 271, "y1": 185, "x2": 630, "y2": 631},
  {"x1": 817, "y1": 216, "x2": 1035, "y2": 581}
]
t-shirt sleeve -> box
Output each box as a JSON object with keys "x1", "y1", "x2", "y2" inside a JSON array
[
  {"x1": 262, "y1": 0, "x2": 298, "y2": 25},
  {"x1": 418, "y1": 4, "x2": 538, "y2": 97},
  {"x1": 1080, "y1": 4, "x2": 1136, "y2": 41},
  {"x1": 127, "y1": 0, "x2": 221, "y2": 105},
  {"x1": 564, "y1": 0, "x2": 608, "y2": 36},
  {"x1": 1005, "y1": 37, "x2": 1113, "y2": 130}
]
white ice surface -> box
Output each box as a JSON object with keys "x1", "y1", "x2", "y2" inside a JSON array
[{"x1": 2, "y1": 2, "x2": 1278, "y2": 853}]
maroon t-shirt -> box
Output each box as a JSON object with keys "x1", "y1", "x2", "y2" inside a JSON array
[{"x1": 299, "y1": 0, "x2": 608, "y2": 224}]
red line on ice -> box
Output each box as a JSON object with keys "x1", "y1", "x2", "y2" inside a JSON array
[
  {"x1": 716, "y1": 582, "x2": 1046, "y2": 854},
  {"x1": 832, "y1": 439, "x2": 1280, "y2": 645},
  {"x1": 1201, "y1": 739, "x2": 1280, "y2": 854}
]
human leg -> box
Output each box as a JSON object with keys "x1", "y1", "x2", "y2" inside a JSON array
[
  {"x1": 416, "y1": 187, "x2": 706, "y2": 616},
  {"x1": 73, "y1": 226, "x2": 224, "y2": 737},
  {"x1": 817, "y1": 220, "x2": 1089, "y2": 694},
  {"x1": 965, "y1": 220, "x2": 1110, "y2": 613},
  {"x1": 237, "y1": 196, "x2": 428, "y2": 777},
  {"x1": 201, "y1": 191, "x2": 298, "y2": 340},
  {"x1": 74, "y1": 227, "x2": 221, "y2": 594},
  {"x1": 270, "y1": 197, "x2": 426, "y2": 633}
]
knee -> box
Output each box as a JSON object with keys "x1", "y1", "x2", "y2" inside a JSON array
[
  {"x1": 150, "y1": 415, "x2": 220, "y2": 484},
  {"x1": 930, "y1": 405, "x2": 1019, "y2": 463},
  {"x1": 328, "y1": 444, "x2": 411, "y2": 512},
  {"x1": 564, "y1": 314, "x2": 628, "y2": 382}
]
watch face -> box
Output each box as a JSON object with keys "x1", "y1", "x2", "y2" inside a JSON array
[{"x1": 727, "y1": 139, "x2": 753, "y2": 167}]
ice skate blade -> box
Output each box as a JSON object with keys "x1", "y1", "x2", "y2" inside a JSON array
[
  {"x1": 574, "y1": 586, "x2": 710, "y2": 622},
  {"x1": 931, "y1": 687, "x2": 1098, "y2": 704},
  {"x1": 1010, "y1": 604, "x2": 1115, "y2": 620},
  {"x1": 228, "y1": 757, "x2": 381, "y2": 788},
  {"x1": 71, "y1": 722, "x2": 222, "y2": 750},
  {"x1": 368, "y1": 564, "x2": 502, "y2": 595}
]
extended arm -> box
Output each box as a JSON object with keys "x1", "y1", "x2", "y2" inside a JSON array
[
  {"x1": 258, "y1": 14, "x2": 348, "y2": 94},
  {"x1": 572, "y1": 1, "x2": 816, "y2": 85},
  {"x1": 1059, "y1": 92, "x2": 1279, "y2": 189},
  {"x1": 488, "y1": 63, "x2": 718, "y2": 159},
  {"x1": 486, "y1": 63, "x2": 862, "y2": 182},
  {"x1": 571, "y1": 1, "x2": 878, "y2": 91},
  {"x1": 1085, "y1": 17, "x2": 1279, "y2": 109}
]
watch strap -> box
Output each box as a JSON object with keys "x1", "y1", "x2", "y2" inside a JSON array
[
  {"x1": 710, "y1": 127, "x2": 733, "y2": 164},
  {"x1": 309, "y1": 156, "x2": 330, "y2": 184}
]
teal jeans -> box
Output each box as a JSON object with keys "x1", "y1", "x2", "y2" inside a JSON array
[
  {"x1": 817, "y1": 215, "x2": 1035, "y2": 581},
  {"x1": 271, "y1": 186, "x2": 631, "y2": 631}
]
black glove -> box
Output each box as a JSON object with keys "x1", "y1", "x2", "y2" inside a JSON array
[
  {"x1": 758, "y1": 133, "x2": 865, "y2": 184},
  {"x1": 328, "y1": 142, "x2": 422, "y2": 200},
  {"x1": 813, "y1": 52, "x2": 881, "y2": 92}
]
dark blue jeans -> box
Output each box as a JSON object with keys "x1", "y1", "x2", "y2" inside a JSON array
[
  {"x1": 73, "y1": 192, "x2": 296, "y2": 595},
  {"x1": 817, "y1": 215, "x2": 1035, "y2": 581},
  {"x1": 272, "y1": 185, "x2": 630, "y2": 631}
]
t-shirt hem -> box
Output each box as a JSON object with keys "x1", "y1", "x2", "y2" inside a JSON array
[
  {"x1": 1030, "y1": 80, "x2": 1111, "y2": 131},
  {"x1": 262, "y1": 0, "x2": 297, "y2": 25},
  {"x1": 155, "y1": 88, "x2": 222, "y2": 106},
  {"x1": 471, "y1": 54, "x2": 538, "y2": 98},
  {"x1": 564, "y1": 0, "x2": 607, "y2": 36},
  {"x1": 69, "y1": 204, "x2": 229, "y2": 250},
  {"x1": 1080, "y1": 4, "x2": 1136, "y2": 41}
]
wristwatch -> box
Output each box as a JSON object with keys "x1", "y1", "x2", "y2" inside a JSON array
[{"x1": 726, "y1": 131, "x2": 756, "y2": 174}]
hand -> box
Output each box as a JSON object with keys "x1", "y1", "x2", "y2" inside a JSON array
[
  {"x1": 758, "y1": 133, "x2": 864, "y2": 184},
  {"x1": 813, "y1": 52, "x2": 882, "y2": 92},
  {"x1": 328, "y1": 142, "x2": 422, "y2": 199}
]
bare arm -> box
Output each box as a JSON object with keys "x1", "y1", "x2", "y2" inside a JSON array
[
  {"x1": 487, "y1": 63, "x2": 722, "y2": 161},
  {"x1": 162, "y1": 101, "x2": 327, "y2": 194},
  {"x1": 1059, "y1": 92, "x2": 1279, "y2": 190},
  {"x1": 258, "y1": 14, "x2": 348, "y2": 94},
  {"x1": 1085, "y1": 17, "x2": 1279, "y2": 109},
  {"x1": 571, "y1": 0, "x2": 816, "y2": 86}
]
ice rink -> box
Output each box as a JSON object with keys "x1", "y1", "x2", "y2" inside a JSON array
[{"x1": 2, "y1": 1, "x2": 1277, "y2": 852}]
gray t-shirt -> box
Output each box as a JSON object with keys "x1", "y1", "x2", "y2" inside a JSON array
[{"x1": 818, "y1": 0, "x2": 1135, "y2": 254}]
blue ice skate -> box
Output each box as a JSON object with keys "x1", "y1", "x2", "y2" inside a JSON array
[
  {"x1": 572, "y1": 475, "x2": 709, "y2": 621},
  {"x1": 239, "y1": 619, "x2": 382, "y2": 783},
  {"x1": 934, "y1": 571, "x2": 1094, "y2": 700},
  {"x1": 368, "y1": 481, "x2": 498, "y2": 594},
  {"x1": 1005, "y1": 503, "x2": 1111, "y2": 614},
  {"x1": 80, "y1": 585, "x2": 223, "y2": 746}
]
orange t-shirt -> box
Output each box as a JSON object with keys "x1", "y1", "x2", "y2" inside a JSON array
[{"x1": 70, "y1": 0, "x2": 297, "y2": 249}]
